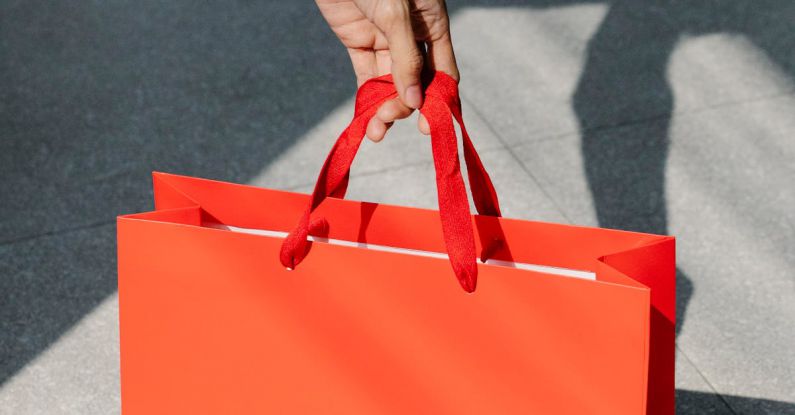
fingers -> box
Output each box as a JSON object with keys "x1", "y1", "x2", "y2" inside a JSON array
[
  {"x1": 347, "y1": 0, "x2": 458, "y2": 140},
  {"x1": 427, "y1": 31, "x2": 460, "y2": 82},
  {"x1": 366, "y1": 97, "x2": 414, "y2": 142},
  {"x1": 366, "y1": 118, "x2": 391, "y2": 142},
  {"x1": 372, "y1": 0, "x2": 424, "y2": 109},
  {"x1": 418, "y1": 113, "x2": 430, "y2": 135},
  {"x1": 347, "y1": 48, "x2": 379, "y2": 87}
]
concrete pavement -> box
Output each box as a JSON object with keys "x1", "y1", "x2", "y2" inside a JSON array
[{"x1": 1, "y1": 1, "x2": 794, "y2": 413}]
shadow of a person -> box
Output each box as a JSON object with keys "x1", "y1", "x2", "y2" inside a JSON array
[
  {"x1": 573, "y1": 0, "x2": 795, "y2": 342},
  {"x1": 570, "y1": 0, "x2": 794, "y2": 413},
  {"x1": 449, "y1": 0, "x2": 794, "y2": 412},
  {"x1": 570, "y1": 0, "x2": 692, "y2": 339}
]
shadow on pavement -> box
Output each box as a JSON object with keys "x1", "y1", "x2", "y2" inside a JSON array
[
  {"x1": 677, "y1": 390, "x2": 795, "y2": 414},
  {"x1": 449, "y1": 0, "x2": 795, "y2": 413},
  {"x1": 454, "y1": 0, "x2": 795, "y2": 347},
  {"x1": 0, "y1": 0, "x2": 354, "y2": 386}
]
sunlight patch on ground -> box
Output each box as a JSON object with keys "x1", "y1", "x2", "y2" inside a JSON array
[
  {"x1": 0, "y1": 294, "x2": 120, "y2": 414},
  {"x1": 667, "y1": 33, "x2": 795, "y2": 402}
]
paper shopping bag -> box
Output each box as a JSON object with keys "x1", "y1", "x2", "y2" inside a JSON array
[{"x1": 117, "y1": 72, "x2": 674, "y2": 414}]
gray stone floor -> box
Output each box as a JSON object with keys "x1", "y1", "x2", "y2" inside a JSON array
[{"x1": 1, "y1": 1, "x2": 794, "y2": 414}]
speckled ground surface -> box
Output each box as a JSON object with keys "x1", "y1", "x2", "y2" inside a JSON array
[{"x1": 1, "y1": 1, "x2": 793, "y2": 413}]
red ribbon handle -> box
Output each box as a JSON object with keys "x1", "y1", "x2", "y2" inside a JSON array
[{"x1": 279, "y1": 71, "x2": 501, "y2": 292}]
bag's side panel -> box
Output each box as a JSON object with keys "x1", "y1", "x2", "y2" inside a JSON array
[
  {"x1": 603, "y1": 238, "x2": 676, "y2": 415},
  {"x1": 153, "y1": 173, "x2": 201, "y2": 210},
  {"x1": 469, "y1": 214, "x2": 662, "y2": 275},
  {"x1": 118, "y1": 217, "x2": 651, "y2": 415},
  {"x1": 121, "y1": 206, "x2": 202, "y2": 225},
  {"x1": 152, "y1": 172, "x2": 310, "y2": 232}
]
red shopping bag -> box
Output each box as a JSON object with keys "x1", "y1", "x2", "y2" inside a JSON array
[{"x1": 117, "y1": 72, "x2": 674, "y2": 414}]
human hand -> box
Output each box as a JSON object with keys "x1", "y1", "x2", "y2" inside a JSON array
[{"x1": 316, "y1": 0, "x2": 459, "y2": 142}]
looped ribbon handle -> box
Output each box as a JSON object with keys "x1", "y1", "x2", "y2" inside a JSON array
[{"x1": 279, "y1": 71, "x2": 501, "y2": 292}]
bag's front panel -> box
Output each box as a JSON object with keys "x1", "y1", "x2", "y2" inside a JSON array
[{"x1": 119, "y1": 218, "x2": 650, "y2": 415}]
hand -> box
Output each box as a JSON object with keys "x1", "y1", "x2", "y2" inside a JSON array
[{"x1": 316, "y1": 0, "x2": 459, "y2": 142}]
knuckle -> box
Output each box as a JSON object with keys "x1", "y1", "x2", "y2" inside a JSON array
[
  {"x1": 376, "y1": 0, "x2": 408, "y2": 27},
  {"x1": 380, "y1": 101, "x2": 409, "y2": 120},
  {"x1": 403, "y1": 51, "x2": 423, "y2": 72}
]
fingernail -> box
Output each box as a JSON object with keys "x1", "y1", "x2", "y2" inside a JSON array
[{"x1": 404, "y1": 84, "x2": 423, "y2": 109}]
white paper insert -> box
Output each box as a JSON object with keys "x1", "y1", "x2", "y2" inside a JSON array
[{"x1": 207, "y1": 222, "x2": 596, "y2": 281}]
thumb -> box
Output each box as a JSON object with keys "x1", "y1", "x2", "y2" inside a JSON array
[{"x1": 374, "y1": 0, "x2": 424, "y2": 109}]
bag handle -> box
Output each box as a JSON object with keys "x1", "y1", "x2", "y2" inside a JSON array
[{"x1": 279, "y1": 71, "x2": 501, "y2": 292}]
